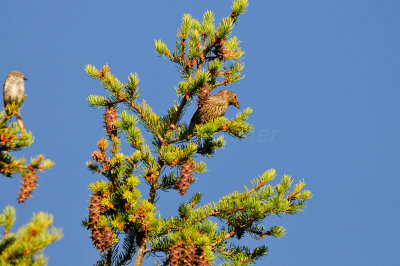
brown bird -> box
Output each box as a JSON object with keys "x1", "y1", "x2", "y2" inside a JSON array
[
  {"x1": 189, "y1": 90, "x2": 240, "y2": 131},
  {"x1": 3, "y1": 71, "x2": 27, "y2": 129}
]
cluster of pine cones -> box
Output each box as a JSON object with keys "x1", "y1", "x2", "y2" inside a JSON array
[{"x1": 168, "y1": 241, "x2": 211, "y2": 266}]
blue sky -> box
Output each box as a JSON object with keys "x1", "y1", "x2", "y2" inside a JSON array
[{"x1": 1, "y1": 0, "x2": 399, "y2": 265}]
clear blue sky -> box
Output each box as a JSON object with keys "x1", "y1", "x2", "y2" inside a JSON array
[{"x1": 1, "y1": 0, "x2": 399, "y2": 265}]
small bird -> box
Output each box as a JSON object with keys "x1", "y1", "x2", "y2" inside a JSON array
[
  {"x1": 3, "y1": 71, "x2": 27, "y2": 129},
  {"x1": 189, "y1": 89, "x2": 240, "y2": 131}
]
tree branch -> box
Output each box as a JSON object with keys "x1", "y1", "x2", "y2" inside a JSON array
[
  {"x1": 210, "y1": 231, "x2": 236, "y2": 248},
  {"x1": 120, "y1": 94, "x2": 166, "y2": 145}
]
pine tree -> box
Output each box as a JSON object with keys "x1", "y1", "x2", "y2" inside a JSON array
[
  {"x1": 0, "y1": 95, "x2": 62, "y2": 264},
  {"x1": 85, "y1": 1, "x2": 312, "y2": 265}
]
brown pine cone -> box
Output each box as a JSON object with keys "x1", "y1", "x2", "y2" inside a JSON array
[
  {"x1": 104, "y1": 106, "x2": 117, "y2": 137},
  {"x1": 91, "y1": 227, "x2": 113, "y2": 253},
  {"x1": 176, "y1": 161, "x2": 194, "y2": 196},
  {"x1": 168, "y1": 242, "x2": 183, "y2": 265},
  {"x1": 88, "y1": 194, "x2": 102, "y2": 229},
  {"x1": 214, "y1": 39, "x2": 226, "y2": 60},
  {"x1": 17, "y1": 168, "x2": 38, "y2": 203},
  {"x1": 184, "y1": 245, "x2": 196, "y2": 264},
  {"x1": 101, "y1": 227, "x2": 113, "y2": 251}
]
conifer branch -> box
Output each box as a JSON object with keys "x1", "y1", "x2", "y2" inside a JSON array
[
  {"x1": 0, "y1": 96, "x2": 54, "y2": 203},
  {"x1": 119, "y1": 94, "x2": 166, "y2": 145},
  {"x1": 211, "y1": 79, "x2": 230, "y2": 88},
  {"x1": 85, "y1": 1, "x2": 311, "y2": 265},
  {"x1": 210, "y1": 231, "x2": 236, "y2": 248}
]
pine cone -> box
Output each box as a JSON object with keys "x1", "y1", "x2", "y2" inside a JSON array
[
  {"x1": 197, "y1": 254, "x2": 210, "y2": 266},
  {"x1": 197, "y1": 86, "x2": 211, "y2": 108},
  {"x1": 91, "y1": 227, "x2": 113, "y2": 253},
  {"x1": 176, "y1": 161, "x2": 194, "y2": 196},
  {"x1": 102, "y1": 227, "x2": 113, "y2": 251},
  {"x1": 91, "y1": 228, "x2": 103, "y2": 250},
  {"x1": 168, "y1": 242, "x2": 210, "y2": 266},
  {"x1": 214, "y1": 39, "x2": 226, "y2": 60},
  {"x1": 104, "y1": 106, "x2": 117, "y2": 137},
  {"x1": 168, "y1": 242, "x2": 183, "y2": 265},
  {"x1": 88, "y1": 194, "x2": 102, "y2": 229},
  {"x1": 184, "y1": 245, "x2": 196, "y2": 264},
  {"x1": 17, "y1": 168, "x2": 38, "y2": 203}
]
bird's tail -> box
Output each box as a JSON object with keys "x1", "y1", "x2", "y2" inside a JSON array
[{"x1": 15, "y1": 112, "x2": 25, "y2": 130}]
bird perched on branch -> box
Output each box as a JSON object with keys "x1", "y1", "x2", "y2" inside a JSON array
[
  {"x1": 189, "y1": 89, "x2": 240, "y2": 131},
  {"x1": 3, "y1": 71, "x2": 27, "y2": 129}
]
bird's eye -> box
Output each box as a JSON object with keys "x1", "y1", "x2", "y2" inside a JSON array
[{"x1": 234, "y1": 96, "x2": 237, "y2": 99}]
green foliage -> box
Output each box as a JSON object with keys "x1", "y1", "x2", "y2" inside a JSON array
[
  {"x1": 0, "y1": 206, "x2": 62, "y2": 265},
  {"x1": 149, "y1": 170, "x2": 311, "y2": 265},
  {"x1": 154, "y1": 39, "x2": 171, "y2": 58},
  {"x1": 84, "y1": 0, "x2": 312, "y2": 265},
  {"x1": 231, "y1": 0, "x2": 249, "y2": 19},
  {"x1": 215, "y1": 17, "x2": 234, "y2": 40}
]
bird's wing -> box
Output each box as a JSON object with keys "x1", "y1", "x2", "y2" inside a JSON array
[
  {"x1": 195, "y1": 103, "x2": 217, "y2": 124},
  {"x1": 194, "y1": 98, "x2": 227, "y2": 124}
]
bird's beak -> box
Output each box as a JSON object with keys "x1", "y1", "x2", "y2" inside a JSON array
[
  {"x1": 234, "y1": 102, "x2": 240, "y2": 109},
  {"x1": 23, "y1": 77, "x2": 28, "y2": 81}
]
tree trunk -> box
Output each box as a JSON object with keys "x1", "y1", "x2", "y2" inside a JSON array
[{"x1": 133, "y1": 240, "x2": 148, "y2": 266}]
